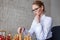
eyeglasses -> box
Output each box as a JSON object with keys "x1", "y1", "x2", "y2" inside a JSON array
[{"x1": 32, "y1": 7, "x2": 39, "y2": 12}]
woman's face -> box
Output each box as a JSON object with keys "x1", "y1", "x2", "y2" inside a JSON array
[{"x1": 32, "y1": 4, "x2": 43, "y2": 16}]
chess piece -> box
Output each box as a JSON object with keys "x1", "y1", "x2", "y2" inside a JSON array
[
  {"x1": 19, "y1": 33, "x2": 22, "y2": 40},
  {"x1": 6, "y1": 33, "x2": 12, "y2": 40},
  {"x1": 27, "y1": 33, "x2": 31, "y2": 40},
  {"x1": 24, "y1": 33, "x2": 31, "y2": 40}
]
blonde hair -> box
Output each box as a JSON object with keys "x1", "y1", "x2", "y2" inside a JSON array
[{"x1": 33, "y1": 0, "x2": 45, "y2": 12}]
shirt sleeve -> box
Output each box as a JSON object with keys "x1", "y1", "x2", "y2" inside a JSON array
[
  {"x1": 43, "y1": 17, "x2": 52, "y2": 39},
  {"x1": 23, "y1": 20, "x2": 35, "y2": 36},
  {"x1": 23, "y1": 25, "x2": 34, "y2": 36},
  {"x1": 28, "y1": 21, "x2": 35, "y2": 36}
]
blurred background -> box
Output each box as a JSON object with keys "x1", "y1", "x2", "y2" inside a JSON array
[{"x1": 0, "y1": 0, "x2": 60, "y2": 39}]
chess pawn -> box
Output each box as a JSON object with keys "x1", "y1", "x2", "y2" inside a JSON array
[
  {"x1": 27, "y1": 33, "x2": 31, "y2": 40},
  {"x1": 12, "y1": 34, "x2": 19, "y2": 40},
  {"x1": 6, "y1": 33, "x2": 12, "y2": 40},
  {"x1": 19, "y1": 33, "x2": 22, "y2": 40},
  {"x1": 28, "y1": 36, "x2": 31, "y2": 40},
  {"x1": 24, "y1": 36, "x2": 27, "y2": 40}
]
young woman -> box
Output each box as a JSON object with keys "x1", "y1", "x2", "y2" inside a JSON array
[{"x1": 20, "y1": 0, "x2": 52, "y2": 40}]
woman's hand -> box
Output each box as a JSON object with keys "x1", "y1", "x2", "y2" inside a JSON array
[
  {"x1": 35, "y1": 15, "x2": 40, "y2": 23},
  {"x1": 17, "y1": 27, "x2": 25, "y2": 34}
]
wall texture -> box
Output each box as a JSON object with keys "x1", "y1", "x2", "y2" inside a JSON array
[
  {"x1": 0, "y1": 0, "x2": 34, "y2": 35},
  {"x1": 51, "y1": 0, "x2": 60, "y2": 26}
]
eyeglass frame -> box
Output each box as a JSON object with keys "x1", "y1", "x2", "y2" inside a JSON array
[{"x1": 32, "y1": 7, "x2": 40, "y2": 12}]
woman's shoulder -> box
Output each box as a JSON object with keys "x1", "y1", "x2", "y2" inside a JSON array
[{"x1": 45, "y1": 16, "x2": 52, "y2": 21}]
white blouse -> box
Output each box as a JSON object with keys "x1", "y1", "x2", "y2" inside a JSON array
[{"x1": 28, "y1": 14, "x2": 52, "y2": 40}]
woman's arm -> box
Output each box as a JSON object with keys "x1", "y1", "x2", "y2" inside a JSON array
[{"x1": 43, "y1": 17, "x2": 52, "y2": 39}]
